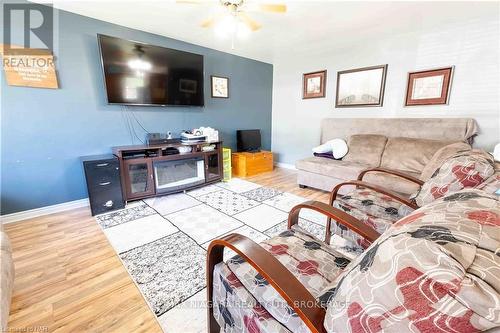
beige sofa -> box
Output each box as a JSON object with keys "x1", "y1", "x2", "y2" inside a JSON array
[
  {"x1": 0, "y1": 224, "x2": 14, "y2": 331},
  {"x1": 296, "y1": 118, "x2": 479, "y2": 195}
]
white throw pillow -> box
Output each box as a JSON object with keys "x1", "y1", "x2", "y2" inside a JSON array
[
  {"x1": 312, "y1": 139, "x2": 348, "y2": 159},
  {"x1": 330, "y1": 138, "x2": 348, "y2": 159},
  {"x1": 312, "y1": 142, "x2": 332, "y2": 154}
]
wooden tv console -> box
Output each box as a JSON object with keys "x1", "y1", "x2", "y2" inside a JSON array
[{"x1": 112, "y1": 141, "x2": 223, "y2": 202}]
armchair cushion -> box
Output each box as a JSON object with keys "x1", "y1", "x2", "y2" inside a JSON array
[
  {"x1": 412, "y1": 150, "x2": 495, "y2": 206},
  {"x1": 420, "y1": 141, "x2": 472, "y2": 181},
  {"x1": 213, "y1": 227, "x2": 355, "y2": 333},
  {"x1": 476, "y1": 170, "x2": 500, "y2": 195},
  {"x1": 322, "y1": 188, "x2": 500, "y2": 333},
  {"x1": 332, "y1": 188, "x2": 414, "y2": 250}
]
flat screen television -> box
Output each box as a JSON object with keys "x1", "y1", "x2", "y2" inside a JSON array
[
  {"x1": 97, "y1": 34, "x2": 204, "y2": 106},
  {"x1": 237, "y1": 129, "x2": 261, "y2": 152}
]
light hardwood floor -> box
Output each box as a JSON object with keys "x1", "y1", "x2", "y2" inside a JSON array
[{"x1": 4, "y1": 167, "x2": 328, "y2": 332}]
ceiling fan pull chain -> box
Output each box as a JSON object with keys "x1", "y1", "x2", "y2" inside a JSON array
[{"x1": 231, "y1": 19, "x2": 236, "y2": 49}]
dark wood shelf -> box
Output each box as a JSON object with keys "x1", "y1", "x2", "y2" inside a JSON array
[
  {"x1": 112, "y1": 141, "x2": 223, "y2": 202},
  {"x1": 112, "y1": 141, "x2": 222, "y2": 158}
]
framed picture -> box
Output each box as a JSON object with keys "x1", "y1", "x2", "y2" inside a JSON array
[
  {"x1": 335, "y1": 64, "x2": 388, "y2": 107},
  {"x1": 405, "y1": 67, "x2": 454, "y2": 106},
  {"x1": 179, "y1": 79, "x2": 197, "y2": 94},
  {"x1": 211, "y1": 75, "x2": 229, "y2": 98},
  {"x1": 303, "y1": 70, "x2": 327, "y2": 99}
]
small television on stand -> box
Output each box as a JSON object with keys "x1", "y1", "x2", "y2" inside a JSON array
[{"x1": 237, "y1": 129, "x2": 261, "y2": 152}]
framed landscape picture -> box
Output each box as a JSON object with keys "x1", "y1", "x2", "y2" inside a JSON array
[
  {"x1": 211, "y1": 76, "x2": 229, "y2": 98},
  {"x1": 303, "y1": 70, "x2": 327, "y2": 99},
  {"x1": 405, "y1": 67, "x2": 453, "y2": 106},
  {"x1": 179, "y1": 79, "x2": 197, "y2": 94},
  {"x1": 335, "y1": 64, "x2": 387, "y2": 107}
]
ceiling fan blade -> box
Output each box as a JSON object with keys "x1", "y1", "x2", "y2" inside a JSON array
[
  {"x1": 200, "y1": 12, "x2": 226, "y2": 28},
  {"x1": 176, "y1": 0, "x2": 210, "y2": 4},
  {"x1": 256, "y1": 3, "x2": 287, "y2": 13},
  {"x1": 200, "y1": 17, "x2": 215, "y2": 28},
  {"x1": 238, "y1": 12, "x2": 261, "y2": 31}
]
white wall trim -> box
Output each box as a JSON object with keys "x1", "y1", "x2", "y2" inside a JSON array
[
  {"x1": 275, "y1": 162, "x2": 297, "y2": 170},
  {"x1": 1, "y1": 198, "x2": 90, "y2": 224}
]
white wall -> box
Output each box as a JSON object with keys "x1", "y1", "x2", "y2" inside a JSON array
[{"x1": 271, "y1": 9, "x2": 500, "y2": 165}]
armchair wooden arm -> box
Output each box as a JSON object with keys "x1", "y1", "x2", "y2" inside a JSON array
[
  {"x1": 288, "y1": 200, "x2": 381, "y2": 245},
  {"x1": 329, "y1": 180, "x2": 419, "y2": 210},
  {"x1": 207, "y1": 233, "x2": 327, "y2": 333},
  {"x1": 357, "y1": 167, "x2": 424, "y2": 186}
]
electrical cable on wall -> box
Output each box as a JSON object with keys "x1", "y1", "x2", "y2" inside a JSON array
[
  {"x1": 130, "y1": 110, "x2": 151, "y2": 134},
  {"x1": 127, "y1": 110, "x2": 144, "y2": 144},
  {"x1": 122, "y1": 106, "x2": 145, "y2": 144},
  {"x1": 121, "y1": 106, "x2": 134, "y2": 144}
]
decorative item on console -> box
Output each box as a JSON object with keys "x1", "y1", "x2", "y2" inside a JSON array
[
  {"x1": 199, "y1": 127, "x2": 219, "y2": 142},
  {"x1": 181, "y1": 127, "x2": 219, "y2": 143},
  {"x1": 178, "y1": 146, "x2": 193, "y2": 154},
  {"x1": 146, "y1": 133, "x2": 181, "y2": 145},
  {"x1": 181, "y1": 130, "x2": 207, "y2": 143},
  {"x1": 202, "y1": 144, "x2": 216, "y2": 152}
]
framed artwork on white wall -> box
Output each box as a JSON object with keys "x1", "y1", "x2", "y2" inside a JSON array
[
  {"x1": 405, "y1": 67, "x2": 454, "y2": 106},
  {"x1": 303, "y1": 70, "x2": 327, "y2": 99},
  {"x1": 335, "y1": 64, "x2": 388, "y2": 108}
]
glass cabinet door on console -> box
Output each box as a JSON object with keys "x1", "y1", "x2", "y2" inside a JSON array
[
  {"x1": 123, "y1": 159, "x2": 155, "y2": 199},
  {"x1": 205, "y1": 152, "x2": 221, "y2": 181},
  {"x1": 153, "y1": 157, "x2": 205, "y2": 194}
]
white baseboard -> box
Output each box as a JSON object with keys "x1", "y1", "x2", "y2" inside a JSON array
[
  {"x1": 275, "y1": 162, "x2": 297, "y2": 170},
  {"x1": 1, "y1": 198, "x2": 90, "y2": 224}
]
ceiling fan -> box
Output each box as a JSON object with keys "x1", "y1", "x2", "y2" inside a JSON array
[{"x1": 176, "y1": 0, "x2": 286, "y2": 46}]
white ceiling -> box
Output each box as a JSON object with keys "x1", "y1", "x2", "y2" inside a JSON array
[{"x1": 44, "y1": 0, "x2": 497, "y2": 64}]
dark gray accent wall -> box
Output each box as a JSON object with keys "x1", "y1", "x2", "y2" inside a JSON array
[{"x1": 1, "y1": 5, "x2": 273, "y2": 214}]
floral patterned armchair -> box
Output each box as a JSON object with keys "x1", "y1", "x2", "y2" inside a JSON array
[
  {"x1": 328, "y1": 149, "x2": 496, "y2": 251},
  {"x1": 206, "y1": 188, "x2": 499, "y2": 332}
]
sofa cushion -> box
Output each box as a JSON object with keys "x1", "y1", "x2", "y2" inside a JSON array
[
  {"x1": 296, "y1": 157, "x2": 369, "y2": 180},
  {"x1": 213, "y1": 227, "x2": 354, "y2": 333},
  {"x1": 323, "y1": 188, "x2": 500, "y2": 332},
  {"x1": 413, "y1": 150, "x2": 495, "y2": 207},
  {"x1": 337, "y1": 188, "x2": 413, "y2": 224},
  {"x1": 343, "y1": 134, "x2": 388, "y2": 166},
  {"x1": 380, "y1": 137, "x2": 455, "y2": 174},
  {"x1": 420, "y1": 141, "x2": 472, "y2": 180}
]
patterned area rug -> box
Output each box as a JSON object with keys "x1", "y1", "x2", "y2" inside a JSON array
[{"x1": 94, "y1": 178, "x2": 335, "y2": 332}]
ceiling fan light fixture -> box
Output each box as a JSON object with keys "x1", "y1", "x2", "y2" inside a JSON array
[
  {"x1": 128, "y1": 59, "x2": 152, "y2": 71},
  {"x1": 213, "y1": 13, "x2": 250, "y2": 39},
  {"x1": 214, "y1": 14, "x2": 237, "y2": 38},
  {"x1": 236, "y1": 21, "x2": 251, "y2": 38}
]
